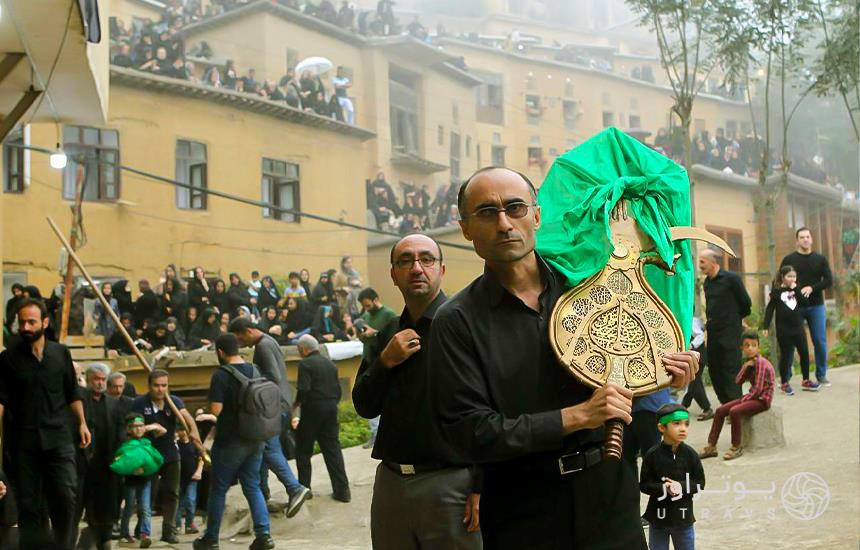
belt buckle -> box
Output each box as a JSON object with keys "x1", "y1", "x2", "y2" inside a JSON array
[
  {"x1": 557, "y1": 451, "x2": 584, "y2": 476},
  {"x1": 399, "y1": 464, "x2": 416, "y2": 475}
]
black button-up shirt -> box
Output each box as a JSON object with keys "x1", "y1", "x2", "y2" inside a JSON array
[
  {"x1": 353, "y1": 292, "x2": 465, "y2": 465},
  {"x1": 703, "y1": 268, "x2": 751, "y2": 347},
  {"x1": 428, "y1": 254, "x2": 598, "y2": 468},
  {"x1": 0, "y1": 340, "x2": 81, "y2": 450},
  {"x1": 296, "y1": 351, "x2": 342, "y2": 405}
]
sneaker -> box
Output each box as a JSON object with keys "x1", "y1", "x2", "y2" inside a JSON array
[
  {"x1": 801, "y1": 380, "x2": 821, "y2": 392},
  {"x1": 139, "y1": 535, "x2": 152, "y2": 549},
  {"x1": 122, "y1": 536, "x2": 136, "y2": 544},
  {"x1": 817, "y1": 377, "x2": 831, "y2": 387},
  {"x1": 161, "y1": 529, "x2": 180, "y2": 544},
  {"x1": 780, "y1": 383, "x2": 795, "y2": 396},
  {"x1": 186, "y1": 524, "x2": 200, "y2": 534},
  {"x1": 286, "y1": 486, "x2": 311, "y2": 518},
  {"x1": 193, "y1": 537, "x2": 221, "y2": 550},
  {"x1": 249, "y1": 534, "x2": 276, "y2": 550}
]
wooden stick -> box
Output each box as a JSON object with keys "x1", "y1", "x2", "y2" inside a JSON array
[
  {"x1": 59, "y1": 164, "x2": 85, "y2": 342},
  {"x1": 46, "y1": 216, "x2": 208, "y2": 458}
]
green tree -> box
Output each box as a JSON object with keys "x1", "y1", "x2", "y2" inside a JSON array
[
  {"x1": 810, "y1": 0, "x2": 860, "y2": 140},
  {"x1": 625, "y1": 0, "x2": 747, "y2": 224}
]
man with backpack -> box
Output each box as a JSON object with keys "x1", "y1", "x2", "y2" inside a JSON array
[
  {"x1": 229, "y1": 318, "x2": 311, "y2": 516},
  {"x1": 193, "y1": 333, "x2": 276, "y2": 550}
]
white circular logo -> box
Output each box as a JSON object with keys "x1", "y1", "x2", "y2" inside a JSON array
[{"x1": 781, "y1": 472, "x2": 831, "y2": 521}]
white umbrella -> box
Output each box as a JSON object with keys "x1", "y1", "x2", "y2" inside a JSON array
[{"x1": 294, "y1": 56, "x2": 334, "y2": 75}]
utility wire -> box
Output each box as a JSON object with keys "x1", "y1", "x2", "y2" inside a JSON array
[{"x1": 11, "y1": 142, "x2": 475, "y2": 251}]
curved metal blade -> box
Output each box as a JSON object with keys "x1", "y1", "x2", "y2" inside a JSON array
[{"x1": 669, "y1": 226, "x2": 736, "y2": 257}]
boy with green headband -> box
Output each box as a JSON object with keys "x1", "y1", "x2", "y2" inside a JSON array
[
  {"x1": 111, "y1": 413, "x2": 164, "y2": 548},
  {"x1": 639, "y1": 403, "x2": 705, "y2": 550}
]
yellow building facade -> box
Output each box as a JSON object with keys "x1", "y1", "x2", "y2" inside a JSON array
[
  {"x1": 3, "y1": 0, "x2": 761, "y2": 324},
  {"x1": 3, "y1": 71, "x2": 373, "y2": 295}
]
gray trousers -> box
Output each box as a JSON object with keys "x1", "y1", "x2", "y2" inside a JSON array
[{"x1": 371, "y1": 463, "x2": 482, "y2": 550}]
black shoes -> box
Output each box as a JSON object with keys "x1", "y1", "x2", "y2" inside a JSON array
[
  {"x1": 332, "y1": 492, "x2": 351, "y2": 503},
  {"x1": 249, "y1": 534, "x2": 276, "y2": 550},
  {"x1": 193, "y1": 537, "x2": 221, "y2": 550}
]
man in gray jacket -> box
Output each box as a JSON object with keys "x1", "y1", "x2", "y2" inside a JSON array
[{"x1": 229, "y1": 317, "x2": 310, "y2": 517}]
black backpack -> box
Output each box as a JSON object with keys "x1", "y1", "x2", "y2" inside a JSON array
[{"x1": 220, "y1": 364, "x2": 282, "y2": 442}]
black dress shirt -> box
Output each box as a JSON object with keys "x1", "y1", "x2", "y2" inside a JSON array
[
  {"x1": 296, "y1": 351, "x2": 341, "y2": 404},
  {"x1": 0, "y1": 340, "x2": 81, "y2": 450},
  {"x1": 703, "y1": 268, "x2": 751, "y2": 347},
  {"x1": 428, "y1": 255, "x2": 599, "y2": 468},
  {"x1": 353, "y1": 292, "x2": 466, "y2": 465}
]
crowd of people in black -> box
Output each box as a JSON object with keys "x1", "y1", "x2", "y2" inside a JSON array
[
  {"x1": 366, "y1": 172, "x2": 460, "y2": 235},
  {"x1": 109, "y1": 1, "x2": 359, "y2": 124},
  {"x1": 0, "y1": 281, "x2": 358, "y2": 549},
  {"x1": 3, "y1": 257, "x2": 375, "y2": 357},
  {"x1": 650, "y1": 127, "x2": 847, "y2": 194}
]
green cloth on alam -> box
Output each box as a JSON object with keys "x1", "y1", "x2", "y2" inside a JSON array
[
  {"x1": 536, "y1": 127, "x2": 694, "y2": 344},
  {"x1": 110, "y1": 437, "x2": 165, "y2": 477}
]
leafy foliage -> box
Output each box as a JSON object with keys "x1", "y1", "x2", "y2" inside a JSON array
[
  {"x1": 310, "y1": 400, "x2": 371, "y2": 455},
  {"x1": 830, "y1": 316, "x2": 859, "y2": 367},
  {"x1": 810, "y1": 0, "x2": 860, "y2": 139}
]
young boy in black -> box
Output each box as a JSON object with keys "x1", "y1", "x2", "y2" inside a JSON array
[
  {"x1": 640, "y1": 404, "x2": 705, "y2": 550},
  {"x1": 175, "y1": 425, "x2": 203, "y2": 534}
]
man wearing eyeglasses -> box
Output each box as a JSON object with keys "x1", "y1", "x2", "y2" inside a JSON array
[
  {"x1": 428, "y1": 167, "x2": 698, "y2": 549},
  {"x1": 353, "y1": 233, "x2": 482, "y2": 550}
]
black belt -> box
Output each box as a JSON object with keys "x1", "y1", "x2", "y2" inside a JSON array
[
  {"x1": 511, "y1": 445, "x2": 604, "y2": 476},
  {"x1": 382, "y1": 461, "x2": 450, "y2": 476}
]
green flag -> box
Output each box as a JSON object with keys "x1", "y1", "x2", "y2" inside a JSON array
[{"x1": 536, "y1": 127, "x2": 694, "y2": 344}]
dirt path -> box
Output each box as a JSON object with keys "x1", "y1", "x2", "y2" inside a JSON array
[{"x1": 131, "y1": 364, "x2": 858, "y2": 550}]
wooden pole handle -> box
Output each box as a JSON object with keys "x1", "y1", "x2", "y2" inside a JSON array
[{"x1": 604, "y1": 418, "x2": 624, "y2": 460}]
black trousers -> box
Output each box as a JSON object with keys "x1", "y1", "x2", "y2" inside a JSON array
[
  {"x1": 73, "y1": 455, "x2": 118, "y2": 548},
  {"x1": 682, "y1": 343, "x2": 712, "y2": 412},
  {"x1": 11, "y1": 443, "x2": 78, "y2": 549},
  {"x1": 295, "y1": 400, "x2": 350, "y2": 497},
  {"x1": 155, "y1": 460, "x2": 181, "y2": 537},
  {"x1": 708, "y1": 340, "x2": 742, "y2": 405},
  {"x1": 481, "y1": 457, "x2": 647, "y2": 550},
  {"x1": 622, "y1": 410, "x2": 661, "y2": 476},
  {"x1": 777, "y1": 330, "x2": 810, "y2": 383}
]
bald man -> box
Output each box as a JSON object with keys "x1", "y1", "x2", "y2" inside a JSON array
[
  {"x1": 428, "y1": 167, "x2": 699, "y2": 549},
  {"x1": 353, "y1": 234, "x2": 481, "y2": 549},
  {"x1": 698, "y1": 248, "x2": 751, "y2": 404}
]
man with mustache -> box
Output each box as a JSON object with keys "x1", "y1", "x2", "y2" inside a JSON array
[
  {"x1": 0, "y1": 297, "x2": 91, "y2": 549},
  {"x1": 353, "y1": 233, "x2": 482, "y2": 549},
  {"x1": 428, "y1": 167, "x2": 699, "y2": 549}
]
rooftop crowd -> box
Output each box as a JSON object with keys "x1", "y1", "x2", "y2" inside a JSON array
[
  {"x1": 106, "y1": 0, "x2": 420, "y2": 125},
  {"x1": 650, "y1": 127, "x2": 851, "y2": 197}
]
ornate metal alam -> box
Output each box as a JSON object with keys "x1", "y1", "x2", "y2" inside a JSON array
[
  {"x1": 549, "y1": 205, "x2": 734, "y2": 460},
  {"x1": 550, "y1": 207, "x2": 679, "y2": 460}
]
